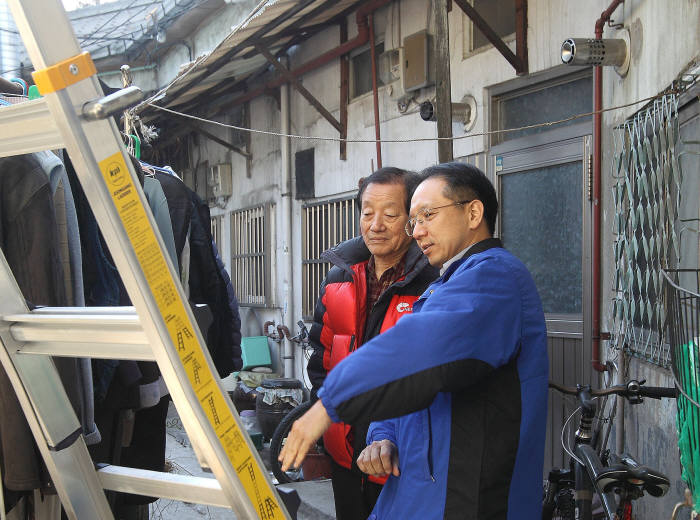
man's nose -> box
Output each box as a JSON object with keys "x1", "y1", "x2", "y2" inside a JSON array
[
  {"x1": 370, "y1": 215, "x2": 386, "y2": 230},
  {"x1": 411, "y1": 220, "x2": 427, "y2": 238}
]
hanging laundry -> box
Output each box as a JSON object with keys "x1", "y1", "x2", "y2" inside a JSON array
[
  {"x1": 63, "y1": 152, "x2": 176, "y2": 512},
  {"x1": 34, "y1": 151, "x2": 100, "y2": 446},
  {"x1": 154, "y1": 169, "x2": 242, "y2": 377},
  {"x1": 0, "y1": 154, "x2": 67, "y2": 495}
]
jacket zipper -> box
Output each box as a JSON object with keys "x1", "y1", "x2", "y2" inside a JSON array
[{"x1": 427, "y1": 408, "x2": 435, "y2": 482}]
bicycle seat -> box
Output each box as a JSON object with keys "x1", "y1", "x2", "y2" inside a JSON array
[{"x1": 596, "y1": 453, "x2": 670, "y2": 498}]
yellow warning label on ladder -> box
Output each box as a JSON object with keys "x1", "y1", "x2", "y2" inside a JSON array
[{"x1": 99, "y1": 152, "x2": 281, "y2": 519}]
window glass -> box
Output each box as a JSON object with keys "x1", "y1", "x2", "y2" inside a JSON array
[
  {"x1": 351, "y1": 42, "x2": 384, "y2": 98},
  {"x1": 501, "y1": 161, "x2": 582, "y2": 313},
  {"x1": 497, "y1": 76, "x2": 592, "y2": 142},
  {"x1": 472, "y1": 0, "x2": 515, "y2": 50}
]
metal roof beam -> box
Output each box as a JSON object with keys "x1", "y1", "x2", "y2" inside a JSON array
[
  {"x1": 204, "y1": 0, "x2": 318, "y2": 75},
  {"x1": 256, "y1": 44, "x2": 342, "y2": 133},
  {"x1": 454, "y1": 0, "x2": 527, "y2": 75},
  {"x1": 239, "y1": 0, "x2": 343, "y2": 60}
]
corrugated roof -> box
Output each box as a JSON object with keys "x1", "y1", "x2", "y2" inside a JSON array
[{"x1": 138, "y1": 0, "x2": 365, "y2": 115}]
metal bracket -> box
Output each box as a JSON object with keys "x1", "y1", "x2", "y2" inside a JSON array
[{"x1": 256, "y1": 44, "x2": 343, "y2": 133}]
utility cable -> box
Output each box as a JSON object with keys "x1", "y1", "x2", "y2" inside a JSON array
[{"x1": 145, "y1": 90, "x2": 679, "y2": 145}]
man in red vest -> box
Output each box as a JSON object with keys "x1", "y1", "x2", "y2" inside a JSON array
[{"x1": 306, "y1": 167, "x2": 438, "y2": 520}]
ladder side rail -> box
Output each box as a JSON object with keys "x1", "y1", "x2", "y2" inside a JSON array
[
  {"x1": 0, "y1": 252, "x2": 114, "y2": 518},
  {"x1": 7, "y1": 2, "x2": 288, "y2": 519}
]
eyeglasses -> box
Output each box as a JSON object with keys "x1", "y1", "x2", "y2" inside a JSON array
[{"x1": 404, "y1": 200, "x2": 472, "y2": 236}]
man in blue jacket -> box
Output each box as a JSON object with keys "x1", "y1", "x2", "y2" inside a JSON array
[{"x1": 280, "y1": 162, "x2": 548, "y2": 519}]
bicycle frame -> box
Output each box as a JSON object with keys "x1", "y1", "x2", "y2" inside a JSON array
[{"x1": 543, "y1": 381, "x2": 675, "y2": 520}]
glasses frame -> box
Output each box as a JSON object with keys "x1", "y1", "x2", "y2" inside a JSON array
[{"x1": 404, "y1": 199, "x2": 473, "y2": 236}]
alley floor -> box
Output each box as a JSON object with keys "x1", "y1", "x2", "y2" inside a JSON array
[{"x1": 147, "y1": 403, "x2": 335, "y2": 520}]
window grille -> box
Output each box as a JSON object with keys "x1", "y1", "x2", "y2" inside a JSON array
[
  {"x1": 302, "y1": 196, "x2": 359, "y2": 319},
  {"x1": 230, "y1": 204, "x2": 274, "y2": 307},
  {"x1": 210, "y1": 215, "x2": 222, "y2": 248},
  {"x1": 609, "y1": 93, "x2": 684, "y2": 367}
]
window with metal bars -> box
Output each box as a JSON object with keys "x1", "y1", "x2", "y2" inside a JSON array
[
  {"x1": 230, "y1": 204, "x2": 274, "y2": 307},
  {"x1": 210, "y1": 215, "x2": 222, "y2": 248},
  {"x1": 302, "y1": 196, "x2": 359, "y2": 320}
]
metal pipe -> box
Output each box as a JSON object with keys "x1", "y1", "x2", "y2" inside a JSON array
[
  {"x1": 369, "y1": 13, "x2": 382, "y2": 168},
  {"x1": 280, "y1": 75, "x2": 295, "y2": 378},
  {"x1": 225, "y1": 0, "x2": 392, "y2": 109},
  {"x1": 591, "y1": 0, "x2": 623, "y2": 374}
]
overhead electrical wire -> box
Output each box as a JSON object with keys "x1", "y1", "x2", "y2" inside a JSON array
[{"x1": 145, "y1": 90, "x2": 679, "y2": 145}]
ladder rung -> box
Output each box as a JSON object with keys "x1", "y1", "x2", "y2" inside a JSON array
[
  {"x1": 97, "y1": 465, "x2": 229, "y2": 508},
  {"x1": 6, "y1": 307, "x2": 154, "y2": 360},
  {"x1": 0, "y1": 98, "x2": 64, "y2": 158}
]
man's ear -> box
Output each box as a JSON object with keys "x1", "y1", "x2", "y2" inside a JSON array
[{"x1": 468, "y1": 200, "x2": 485, "y2": 230}]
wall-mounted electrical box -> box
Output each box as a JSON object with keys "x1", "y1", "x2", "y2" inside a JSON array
[
  {"x1": 402, "y1": 30, "x2": 432, "y2": 92},
  {"x1": 208, "y1": 163, "x2": 232, "y2": 198}
]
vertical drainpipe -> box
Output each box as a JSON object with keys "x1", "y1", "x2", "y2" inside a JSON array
[
  {"x1": 280, "y1": 73, "x2": 295, "y2": 378},
  {"x1": 593, "y1": 0, "x2": 624, "y2": 453},
  {"x1": 369, "y1": 13, "x2": 382, "y2": 169}
]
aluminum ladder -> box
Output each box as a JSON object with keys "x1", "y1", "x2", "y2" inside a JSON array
[{"x1": 0, "y1": 1, "x2": 292, "y2": 518}]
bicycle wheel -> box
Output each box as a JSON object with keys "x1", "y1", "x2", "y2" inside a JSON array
[
  {"x1": 269, "y1": 400, "x2": 314, "y2": 484},
  {"x1": 542, "y1": 484, "x2": 575, "y2": 520}
]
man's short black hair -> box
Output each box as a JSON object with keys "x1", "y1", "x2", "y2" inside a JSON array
[
  {"x1": 420, "y1": 162, "x2": 498, "y2": 236},
  {"x1": 357, "y1": 167, "x2": 420, "y2": 213}
]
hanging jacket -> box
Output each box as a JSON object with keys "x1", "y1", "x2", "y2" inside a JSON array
[
  {"x1": 154, "y1": 172, "x2": 242, "y2": 376},
  {"x1": 188, "y1": 191, "x2": 242, "y2": 376},
  {"x1": 0, "y1": 154, "x2": 68, "y2": 491},
  {"x1": 307, "y1": 237, "x2": 438, "y2": 482},
  {"x1": 317, "y1": 240, "x2": 549, "y2": 520}
]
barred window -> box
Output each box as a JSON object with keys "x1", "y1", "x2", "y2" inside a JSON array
[
  {"x1": 302, "y1": 196, "x2": 359, "y2": 319},
  {"x1": 210, "y1": 215, "x2": 222, "y2": 248},
  {"x1": 230, "y1": 204, "x2": 274, "y2": 307}
]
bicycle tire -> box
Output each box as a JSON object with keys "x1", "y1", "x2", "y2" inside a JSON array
[
  {"x1": 542, "y1": 483, "x2": 575, "y2": 520},
  {"x1": 269, "y1": 399, "x2": 314, "y2": 484}
]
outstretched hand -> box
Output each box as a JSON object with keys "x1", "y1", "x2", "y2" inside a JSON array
[
  {"x1": 278, "y1": 400, "x2": 332, "y2": 471},
  {"x1": 357, "y1": 439, "x2": 400, "y2": 477}
]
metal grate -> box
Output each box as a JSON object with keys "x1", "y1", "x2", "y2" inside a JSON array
[
  {"x1": 302, "y1": 196, "x2": 358, "y2": 319},
  {"x1": 608, "y1": 94, "x2": 684, "y2": 367},
  {"x1": 230, "y1": 204, "x2": 274, "y2": 307},
  {"x1": 664, "y1": 269, "x2": 700, "y2": 508},
  {"x1": 210, "y1": 215, "x2": 222, "y2": 248}
]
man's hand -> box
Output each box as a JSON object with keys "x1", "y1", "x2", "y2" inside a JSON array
[
  {"x1": 278, "y1": 400, "x2": 332, "y2": 471},
  {"x1": 357, "y1": 439, "x2": 400, "y2": 477}
]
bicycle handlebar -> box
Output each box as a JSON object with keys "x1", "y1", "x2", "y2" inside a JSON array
[{"x1": 549, "y1": 380, "x2": 677, "y2": 400}]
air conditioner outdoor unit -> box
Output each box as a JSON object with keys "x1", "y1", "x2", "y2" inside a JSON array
[{"x1": 208, "y1": 163, "x2": 232, "y2": 198}]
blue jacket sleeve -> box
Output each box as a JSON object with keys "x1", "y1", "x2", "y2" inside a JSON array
[
  {"x1": 318, "y1": 255, "x2": 525, "y2": 424},
  {"x1": 367, "y1": 419, "x2": 398, "y2": 446}
]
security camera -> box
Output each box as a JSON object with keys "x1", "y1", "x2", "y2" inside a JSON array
[
  {"x1": 419, "y1": 101, "x2": 474, "y2": 125},
  {"x1": 420, "y1": 101, "x2": 436, "y2": 122},
  {"x1": 561, "y1": 38, "x2": 628, "y2": 68}
]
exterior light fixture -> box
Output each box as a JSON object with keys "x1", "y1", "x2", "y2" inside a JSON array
[{"x1": 561, "y1": 35, "x2": 630, "y2": 75}]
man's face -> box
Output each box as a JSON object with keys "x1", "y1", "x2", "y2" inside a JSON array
[
  {"x1": 360, "y1": 182, "x2": 413, "y2": 262},
  {"x1": 409, "y1": 177, "x2": 474, "y2": 268}
]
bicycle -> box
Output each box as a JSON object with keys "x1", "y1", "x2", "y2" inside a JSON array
[
  {"x1": 269, "y1": 321, "x2": 328, "y2": 484},
  {"x1": 543, "y1": 378, "x2": 677, "y2": 520}
]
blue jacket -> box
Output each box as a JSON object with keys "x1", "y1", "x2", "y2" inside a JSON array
[{"x1": 317, "y1": 239, "x2": 548, "y2": 519}]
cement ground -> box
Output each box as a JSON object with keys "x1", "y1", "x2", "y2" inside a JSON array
[{"x1": 147, "y1": 403, "x2": 335, "y2": 520}]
